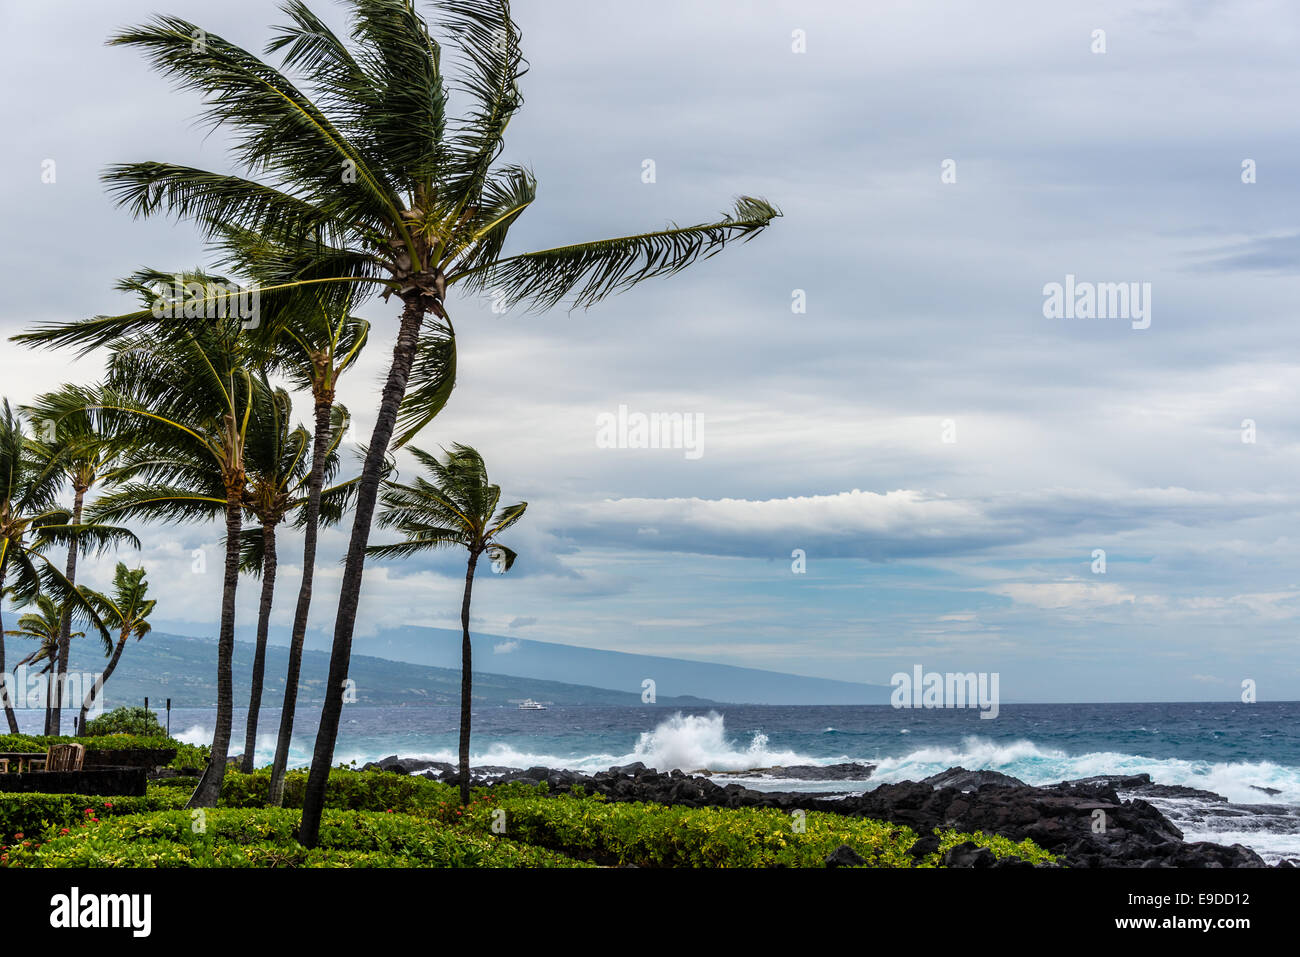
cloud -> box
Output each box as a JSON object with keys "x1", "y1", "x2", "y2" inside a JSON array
[
  {"x1": 493, "y1": 640, "x2": 521, "y2": 655},
  {"x1": 548, "y1": 486, "x2": 1295, "y2": 560},
  {"x1": 989, "y1": 581, "x2": 1138, "y2": 610}
]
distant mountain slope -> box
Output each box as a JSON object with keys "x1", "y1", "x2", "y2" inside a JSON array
[
  {"x1": 365, "y1": 626, "x2": 892, "y2": 705},
  {"x1": 63, "y1": 632, "x2": 719, "y2": 709}
]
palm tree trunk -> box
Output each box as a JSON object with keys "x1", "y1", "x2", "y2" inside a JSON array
[
  {"x1": 269, "y1": 394, "x2": 333, "y2": 806},
  {"x1": 79, "y1": 634, "x2": 127, "y2": 736},
  {"x1": 241, "y1": 522, "x2": 278, "y2": 773},
  {"x1": 187, "y1": 492, "x2": 243, "y2": 808},
  {"x1": 458, "y1": 551, "x2": 479, "y2": 805},
  {"x1": 0, "y1": 573, "x2": 17, "y2": 734},
  {"x1": 50, "y1": 486, "x2": 85, "y2": 736},
  {"x1": 300, "y1": 295, "x2": 427, "y2": 847}
]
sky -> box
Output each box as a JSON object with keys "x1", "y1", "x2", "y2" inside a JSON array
[{"x1": 2, "y1": 0, "x2": 1299, "y2": 702}]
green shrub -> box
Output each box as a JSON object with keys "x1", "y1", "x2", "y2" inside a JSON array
[
  {"x1": 452, "y1": 791, "x2": 910, "y2": 867},
  {"x1": 219, "y1": 768, "x2": 457, "y2": 814},
  {"x1": 929, "y1": 828, "x2": 1056, "y2": 867},
  {"x1": 169, "y1": 743, "x2": 208, "y2": 773},
  {"x1": 0, "y1": 808, "x2": 589, "y2": 868},
  {"x1": 83, "y1": 707, "x2": 165, "y2": 737},
  {"x1": 454, "y1": 790, "x2": 1056, "y2": 868},
  {"x1": 0, "y1": 732, "x2": 180, "y2": 753},
  {"x1": 0, "y1": 790, "x2": 189, "y2": 838}
]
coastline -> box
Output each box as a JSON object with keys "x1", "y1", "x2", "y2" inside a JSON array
[{"x1": 353, "y1": 755, "x2": 1296, "y2": 868}]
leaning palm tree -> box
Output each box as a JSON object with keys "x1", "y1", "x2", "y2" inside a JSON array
[
  {"x1": 7, "y1": 594, "x2": 102, "y2": 723},
  {"x1": 86, "y1": 322, "x2": 269, "y2": 807},
  {"x1": 14, "y1": 0, "x2": 778, "y2": 844},
  {"x1": 236, "y1": 394, "x2": 356, "y2": 774},
  {"x1": 0, "y1": 402, "x2": 126, "y2": 733},
  {"x1": 77, "y1": 564, "x2": 156, "y2": 735},
  {"x1": 22, "y1": 385, "x2": 134, "y2": 734},
  {"x1": 367, "y1": 444, "x2": 526, "y2": 804}
]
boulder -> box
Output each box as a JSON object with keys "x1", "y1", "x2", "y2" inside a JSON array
[{"x1": 825, "y1": 844, "x2": 867, "y2": 867}]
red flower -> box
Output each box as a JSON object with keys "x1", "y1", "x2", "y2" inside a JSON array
[{"x1": 13, "y1": 833, "x2": 22, "y2": 840}]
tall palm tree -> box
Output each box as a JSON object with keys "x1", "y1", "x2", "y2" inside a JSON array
[
  {"x1": 0, "y1": 402, "x2": 127, "y2": 732},
  {"x1": 22, "y1": 386, "x2": 133, "y2": 734},
  {"x1": 77, "y1": 564, "x2": 156, "y2": 735},
  {"x1": 367, "y1": 444, "x2": 525, "y2": 804},
  {"x1": 15, "y1": 0, "x2": 778, "y2": 844},
  {"x1": 87, "y1": 322, "x2": 268, "y2": 807},
  {"x1": 236, "y1": 395, "x2": 355, "y2": 774}
]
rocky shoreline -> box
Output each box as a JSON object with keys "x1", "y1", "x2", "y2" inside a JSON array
[{"x1": 361, "y1": 756, "x2": 1295, "y2": 868}]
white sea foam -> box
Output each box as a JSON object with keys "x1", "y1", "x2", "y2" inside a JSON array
[
  {"x1": 866, "y1": 735, "x2": 1300, "y2": 805},
  {"x1": 621, "y1": 712, "x2": 809, "y2": 771},
  {"x1": 367, "y1": 712, "x2": 811, "y2": 773}
]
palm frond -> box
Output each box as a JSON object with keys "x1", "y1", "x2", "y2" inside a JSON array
[
  {"x1": 452, "y1": 196, "x2": 781, "y2": 311},
  {"x1": 393, "y1": 326, "x2": 456, "y2": 448}
]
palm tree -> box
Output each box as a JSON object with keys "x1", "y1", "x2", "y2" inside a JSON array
[
  {"x1": 0, "y1": 402, "x2": 128, "y2": 733},
  {"x1": 22, "y1": 385, "x2": 133, "y2": 734},
  {"x1": 86, "y1": 323, "x2": 268, "y2": 807},
  {"x1": 15, "y1": 0, "x2": 778, "y2": 844},
  {"x1": 77, "y1": 564, "x2": 156, "y2": 735},
  {"x1": 236, "y1": 394, "x2": 355, "y2": 774},
  {"x1": 367, "y1": 444, "x2": 525, "y2": 803},
  {"x1": 6, "y1": 594, "x2": 103, "y2": 721}
]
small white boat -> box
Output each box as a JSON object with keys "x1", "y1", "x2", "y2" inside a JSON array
[{"x1": 518, "y1": 698, "x2": 547, "y2": 711}]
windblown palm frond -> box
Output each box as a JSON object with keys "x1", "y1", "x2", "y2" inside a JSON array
[
  {"x1": 451, "y1": 196, "x2": 781, "y2": 311},
  {"x1": 368, "y1": 442, "x2": 525, "y2": 562}
]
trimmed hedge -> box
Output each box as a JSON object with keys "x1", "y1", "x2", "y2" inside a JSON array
[
  {"x1": 456, "y1": 790, "x2": 899, "y2": 866},
  {"x1": 0, "y1": 733, "x2": 176, "y2": 752},
  {"x1": 218, "y1": 767, "x2": 456, "y2": 814},
  {"x1": 0, "y1": 789, "x2": 189, "y2": 838},
  {"x1": 0, "y1": 808, "x2": 590, "y2": 868}
]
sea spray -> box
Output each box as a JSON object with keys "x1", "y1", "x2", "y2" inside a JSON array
[{"x1": 625, "y1": 712, "x2": 811, "y2": 772}]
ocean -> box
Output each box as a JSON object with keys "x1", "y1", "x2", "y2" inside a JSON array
[{"x1": 43, "y1": 699, "x2": 1300, "y2": 864}]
